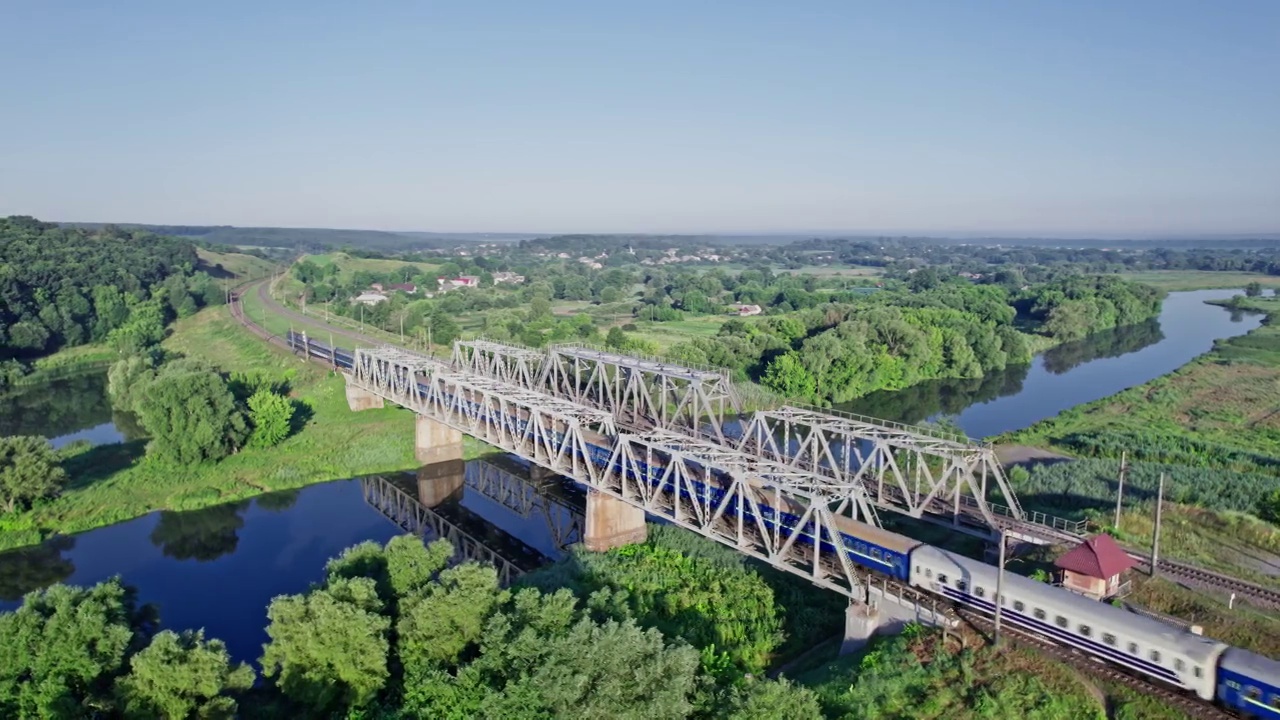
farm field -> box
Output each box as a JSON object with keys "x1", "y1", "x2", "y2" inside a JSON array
[
  {"x1": 302, "y1": 251, "x2": 442, "y2": 282},
  {"x1": 1120, "y1": 270, "x2": 1280, "y2": 291}
]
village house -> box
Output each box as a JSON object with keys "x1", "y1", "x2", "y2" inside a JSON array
[
  {"x1": 1054, "y1": 534, "x2": 1137, "y2": 601},
  {"x1": 493, "y1": 271, "x2": 525, "y2": 285},
  {"x1": 353, "y1": 291, "x2": 388, "y2": 306}
]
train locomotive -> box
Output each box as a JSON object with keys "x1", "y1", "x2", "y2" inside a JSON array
[{"x1": 299, "y1": 334, "x2": 1280, "y2": 718}]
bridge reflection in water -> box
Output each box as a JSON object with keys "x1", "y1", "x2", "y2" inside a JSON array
[{"x1": 361, "y1": 456, "x2": 585, "y2": 585}]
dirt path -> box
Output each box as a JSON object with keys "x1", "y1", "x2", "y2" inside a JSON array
[{"x1": 994, "y1": 444, "x2": 1072, "y2": 466}]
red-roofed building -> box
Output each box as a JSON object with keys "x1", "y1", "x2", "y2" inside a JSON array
[{"x1": 1054, "y1": 534, "x2": 1137, "y2": 600}]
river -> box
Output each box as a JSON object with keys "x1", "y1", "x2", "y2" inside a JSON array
[
  {"x1": 844, "y1": 288, "x2": 1263, "y2": 437},
  {"x1": 0, "y1": 288, "x2": 1261, "y2": 662}
]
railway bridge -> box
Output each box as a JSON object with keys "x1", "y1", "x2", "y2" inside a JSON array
[{"x1": 288, "y1": 331, "x2": 1091, "y2": 643}]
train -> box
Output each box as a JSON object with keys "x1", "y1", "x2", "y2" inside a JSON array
[{"x1": 296, "y1": 334, "x2": 1280, "y2": 718}]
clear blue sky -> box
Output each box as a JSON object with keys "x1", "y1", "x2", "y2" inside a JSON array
[{"x1": 2, "y1": 1, "x2": 1276, "y2": 236}]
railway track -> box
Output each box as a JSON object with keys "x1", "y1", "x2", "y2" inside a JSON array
[
  {"x1": 1127, "y1": 552, "x2": 1280, "y2": 610},
  {"x1": 954, "y1": 608, "x2": 1232, "y2": 720}
]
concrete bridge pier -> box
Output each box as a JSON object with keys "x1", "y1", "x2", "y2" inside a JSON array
[
  {"x1": 583, "y1": 489, "x2": 647, "y2": 552},
  {"x1": 841, "y1": 602, "x2": 881, "y2": 655},
  {"x1": 344, "y1": 376, "x2": 384, "y2": 411},
  {"x1": 416, "y1": 415, "x2": 463, "y2": 465},
  {"x1": 417, "y1": 458, "x2": 466, "y2": 507}
]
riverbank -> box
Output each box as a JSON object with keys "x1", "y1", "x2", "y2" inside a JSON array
[
  {"x1": 1003, "y1": 296, "x2": 1280, "y2": 477},
  {"x1": 0, "y1": 306, "x2": 483, "y2": 552},
  {"x1": 998, "y1": 295, "x2": 1280, "y2": 591}
]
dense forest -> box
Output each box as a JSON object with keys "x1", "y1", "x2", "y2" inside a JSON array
[
  {"x1": 0, "y1": 528, "x2": 832, "y2": 719},
  {"x1": 0, "y1": 217, "x2": 223, "y2": 385},
  {"x1": 657, "y1": 276, "x2": 1162, "y2": 404}
]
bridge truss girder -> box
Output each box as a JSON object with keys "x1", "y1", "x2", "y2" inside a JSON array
[
  {"x1": 543, "y1": 344, "x2": 742, "y2": 443},
  {"x1": 349, "y1": 346, "x2": 868, "y2": 600},
  {"x1": 451, "y1": 339, "x2": 743, "y2": 444},
  {"x1": 453, "y1": 339, "x2": 545, "y2": 389},
  {"x1": 738, "y1": 407, "x2": 1025, "y2": 535},
  {"x1": 604, "y1": 430, "x2": 868, "y2": 598}
]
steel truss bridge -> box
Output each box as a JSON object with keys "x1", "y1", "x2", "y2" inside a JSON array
[
  {"x1": 290, "y1": 332, "x2": 1081, "y2": 602},
  {"x1": 450, "y1": 338, "x2": 1086, "y2": 545}
]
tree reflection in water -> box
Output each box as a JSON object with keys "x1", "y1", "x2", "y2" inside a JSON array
[
  {"x1": 0, "y1": 536, "x2": 76, "y2": 601},
  {"x1": 842, "y1": 318, "x2": 1166, "y2": 427},
  {"x1": 149, "y1": 502, "x2": 250, "y2": 562},
  {"x1": 1039, "y1": 318, "x2": 1164, "y2": 375}
]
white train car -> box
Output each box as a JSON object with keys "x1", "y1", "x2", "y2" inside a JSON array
[{"x1": 908, "y1": 545, "x2": 1228, "y2": 700}]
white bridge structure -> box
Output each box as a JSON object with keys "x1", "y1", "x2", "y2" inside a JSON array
[
  {"x1": 287, "y1": 331, "x2": 1087, "y2": 636},
  {"x1": 450, "y1": 338, "x2": 1086, "y2": 545}
]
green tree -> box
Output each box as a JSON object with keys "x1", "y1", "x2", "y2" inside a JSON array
[
  {"x1": 107, "y1": 354, "x2": 157, "y2": 412},
  {"x1": 117, "y1": 629, "x2": 254, "y2": 720},
  {"x1": 1245, "y1": 281, "x2": 1264, "y2": 297},
  {"x1": 246, "y1": 390, "x2": 294, "y2": 448},
  {"x1": 0, "y1": 435, "x2": 68, "y2": 513},
  {"x1": 398, "y1": 564, "x2": 507, "y2": 672},
  {"x1": 721, "y1": 676, "x2": 823, "y2": 720},
  {"x1": 135, "y1": 369, "x2": 248, "y2": 465},
  {"x1": 761, "y1": 352, "x2": 816, "y2": 400},
  {"x1": 0, "y1": 579, "x2": 149, "y2": 718},
  {"x1": 1260, "y1": 489, "x2": 1280, "y2": 525},
  {"x1": 605, "y1": 326, "x2": 628, "y2": 349},
  {"x1": 260, "y1": 578, "x2": 391, "y2": 713}
]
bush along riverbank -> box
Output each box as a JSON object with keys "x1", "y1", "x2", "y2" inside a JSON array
[{"x1": 0, "y1": 307, "x2": 437, "y2": 552}]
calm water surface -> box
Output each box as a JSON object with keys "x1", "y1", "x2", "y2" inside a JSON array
[
  {"x1": 0, "y1": 462, "x2": 583, "y2": 663},
  {"x1": 845, "y1": 289, "x2": 1262, "y2": 437},
  {"x1": 0, "y1": 289, "x2": 1261, "y2": 662}
]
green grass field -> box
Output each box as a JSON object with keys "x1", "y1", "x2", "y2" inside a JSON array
[
  {"x1": 1120, "y1": 270, "x2": 1280, "y2": 291},
  {"x1": 196, "y1": 248, "x2": 276, "y2": 280},
  {"x1": 303, "y1": 252, "x2": 441, "y2": 282},
  {"x1": 630, "y1": 316, "x2": 729, "y2": 349},
  {"x1": 0, "y1": 306, "x2": 472, "y2": 552}
]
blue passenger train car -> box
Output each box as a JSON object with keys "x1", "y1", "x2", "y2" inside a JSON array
[{"x1": 1218, "y1": 648, "x2": 1280, "y2": 719}]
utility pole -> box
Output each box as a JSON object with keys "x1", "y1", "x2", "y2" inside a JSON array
[
  {"x1": 1151, "y1": 473, "x2": 1165, "y2": 577},
  {"x1": 1114, "y1": 450, "x2": 1127, "y2": 529},
  {"x1": 993, "y1": 529, "x2": 1007, "y2": 648}
]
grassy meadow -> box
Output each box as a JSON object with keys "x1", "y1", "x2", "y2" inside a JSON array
[
  {"x1": 302, "y1": 251, "x2": 441, "y2": 282},
  {"x1": 0, "y1": 304, "x2": 496, "y2": 552},
  {"x1": 1120, "y1": 270, "x2": 1280, "y2": 291}
]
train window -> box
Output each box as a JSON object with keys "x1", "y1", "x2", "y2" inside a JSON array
[
  {"x1": 1271, "y1": 695, "x2": 1280, "y2": 710},
  {"x1": 1245, "y1": 687, "x2": 1260, "y2": 701},
  {"x1": 1127, "y1": 642, "x2": 1139, "y2": 655},
  {"x1": 925, "y1": 569, "x2": 933, "y2": 579},
  {"x1": 1149, "y1": 650, "x2": 1161, "y2": 663},
  {"x1": 1174, "y1": 659, "x2": 1185, "y2": 672},
  {"x1": 1033, "y1": 608, "x2": 1046, "y2": 620},
  {"x1": 1054, "y1": 616, "x2": 1068, "y2": 629},
  {"x1": 871, "y1": 548, "x2": 882, "y2": 560},
  {"x1": 1078, "y1": 624, "x2": 1091, "y2": 637},
  {"x1": 974, "y1": 587, "x2": 985, "y2": 599},
  {"x1": 956, "y1": 581, "x2": 967, "y2": 592},
  {"x1": 1013, "y1": 600, "x2": 1025, "y2": 612},
  {"x1": 1102, "y1": 633, "x2": 1116, "y2": 646},
  {"x1": 938, "y1": 574, "x2": 948, "y2": 585},
  {"x1": 1193, "y1": 667, "x2": 1202, "y2": 679}
]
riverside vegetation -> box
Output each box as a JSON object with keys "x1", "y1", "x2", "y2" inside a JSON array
[
  {"x1": 0, "y1": 306, "x2": 428, "y2": 552},
  {"x1": 1, "y1": 526, "x2": 1127, "y2": 720}
]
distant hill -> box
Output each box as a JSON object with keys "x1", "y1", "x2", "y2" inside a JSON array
[{"x1": 59, "y1": 223, "x2": 540, "y2": 251}]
